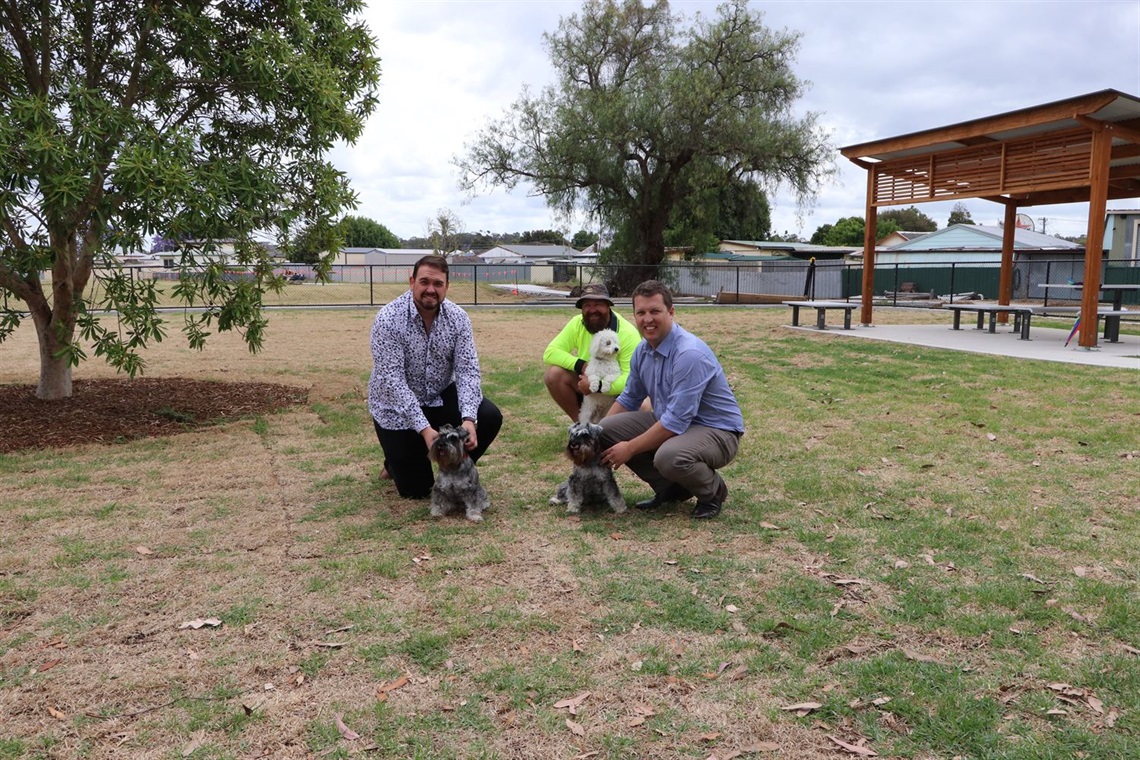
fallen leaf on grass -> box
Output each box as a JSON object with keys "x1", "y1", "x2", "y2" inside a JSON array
[
  {"x1": 844, "y1": 644, "x2": 873, "y2": 655},
  {"x1": 566, "y1": 718, "x2": 585, "y2": 736},
  {"x1": 893, "y1": 560, "x2": 909, "y2": 569},
  {"x1": 780, "y1": 702, "x2": 823, "y2": 716},
  {"x1": 335, "y1": 713, "x2": 360, "y2": 741},
  {"x1": 375, "y1": 675, "x2": 409, "y2": 701},
  {"x1": 871, "y1": 697, "x2": 891, "y2": 706},
  {"x1": 38, "y1": 658, "x2": 61, "y2": 672},
  {"x1": 627, "y1": 715, "x2": 646, "y2": 727},
  {"x1": 1020, "y1": 573, "x2": 1047, "y2": 584},
  {"x1": 574, "y1": 753, "x2": 600, "y2": 759},
  {"x1": 1073, "y1": 566, "x2": 1088, "y2": 577},
  {"x1": 1045, "y1": 708, "x2": 1068, "y2": 716},
  {"x1": 135, "y1": 546, "x2": 153, "y2": 555},
  {"x1": 178, "y1": 618, "x2": 222, "y2": 630},
  {"x1": 46, "y1": 705, "x2": 66, "y2": 720},
  {"x1": 554, "y1": 692, "x2": 591, "y2": 714},
  {"x1": 828, "y1": 736, "x2": 878, "y2": 756},
  {"x1": 181, "y1": 733, "x2": 205, "y2": 758},
  {"x1": 758, "y1": 522, "x2": 783, "y2": 531},
  {"x1": 901, "y1": 648, "x2": 943, "y2": 665},
  {"x1": 1086, "y1": 695, "x2": 1105, "y2": 714},
  {"x1": 1124, "y1": 645, "x2": 1140, "y2": 656},
  {"x1": 985, "y1": 433, "x2": 997, "y2": 442},
  {"x1": 312, "y1": 641, "x2": 346, "y2": 648}
]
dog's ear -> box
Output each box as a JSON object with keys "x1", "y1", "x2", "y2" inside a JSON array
[
  {"x1": 456, "y1": 425, "x2": 469, "y2": 440},
  {"x1": 588, "y1": 423, "x2": 604, "y2": 436}
]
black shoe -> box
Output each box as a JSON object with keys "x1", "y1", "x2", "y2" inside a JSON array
[
  {"x1": 634, "y1": 484, "x2": 691, "y2": 511},
  {"x1": 692, "y1": 481, "x2": 728, "y2": 520}
]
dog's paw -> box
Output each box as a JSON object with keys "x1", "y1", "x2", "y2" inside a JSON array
[
  {"x1": 566, "y1": 504, "x2": 581, "y2": 515},
  {"x1": 610, "y1": 501, "x2": 628, "y2": 514},
  {"x1": 465, "y1": 512, "x2": 484, "y2": 523}
]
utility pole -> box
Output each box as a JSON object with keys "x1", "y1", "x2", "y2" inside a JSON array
[{"x1": 1037, "y1": 217, "x2": 1048, "y2": 235}]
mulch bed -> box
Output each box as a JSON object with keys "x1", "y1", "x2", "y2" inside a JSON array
[{"x1": 0, "y1": 378, "x2": 309, "y2": 453}]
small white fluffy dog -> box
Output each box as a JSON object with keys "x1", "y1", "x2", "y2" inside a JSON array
[{"x1": 579, "y1": 328, "x2": 621, "y2": 424}]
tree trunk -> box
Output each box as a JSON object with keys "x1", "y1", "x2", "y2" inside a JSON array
[
  {"x1": 28, "y1": 271, "x2": 78, "y2": 400},
  {"x1": 37, "y1": 331, "x2": 74, "y2": 399}
]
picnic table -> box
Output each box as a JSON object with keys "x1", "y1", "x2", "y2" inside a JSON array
[
  {"x1": 1040, "y1": 283, "x2": 1140, "y2": 310},
  {"x1": 943, "y1": 302, "x2": 1036, "y2": 340},
  {"x1": 783, "y1": 300, "x2": 856, "y2": 330}
]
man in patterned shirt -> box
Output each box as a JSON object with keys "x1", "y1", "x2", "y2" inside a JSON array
[{"x1": 368, "y1": 255, "x2": 502, "y2": 499}]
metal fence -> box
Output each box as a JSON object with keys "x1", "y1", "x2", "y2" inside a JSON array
[{"x1": 5, "y1": 258, "x2": 1139, "y2": 311}]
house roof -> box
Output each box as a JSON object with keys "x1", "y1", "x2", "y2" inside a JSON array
[{"x1": 887, "y1": 224, "x2": 1083, "y2": 251}]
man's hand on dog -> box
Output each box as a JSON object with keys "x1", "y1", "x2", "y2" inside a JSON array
[
  {"x1": 421, "y1": 426, "x2": 440, "y2": 452},
  {"x1": 460, "y1": 419, "x2": 478, "y2": 450},
  {"x1": 576, "y1": 367, "x2": 593, "y2": 396},
  {"x1": 601, "y1": 440, "x2": 634, "y2": 470}
]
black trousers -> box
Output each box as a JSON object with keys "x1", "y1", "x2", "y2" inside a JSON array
[{"x1": 373, "y1": 384, "x2": 502, "y2": 499}]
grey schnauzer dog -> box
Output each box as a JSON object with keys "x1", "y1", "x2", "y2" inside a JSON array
[
  {"x1": 429, "y1": 424, "x2": 490, "y2": 522},
  {"x1": 549, "y1": 422, "x2": 626, "y2": 514}
]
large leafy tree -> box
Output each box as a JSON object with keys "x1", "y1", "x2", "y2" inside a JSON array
[
  {"x1": 810, "y1": 216, "x2": 900, "y2": 247},
  {"x1": 0, "y1": 1, "x2": 379, "y2": 399},
  {"x1": 457, "y1": 0, "x2": 831, "y2": 287},
  {"x1": 947, "y1": 202, "x2": 975, "y2": 226},
  {"x1": 665, "y1": 178, "x2": 771, "y2": 255},
  {"x1": 877, "y1": 205, "x2": 938, "y2": 232},
  {"x1": 342, "y1": 215, "x2": 400, "y2": 249}
]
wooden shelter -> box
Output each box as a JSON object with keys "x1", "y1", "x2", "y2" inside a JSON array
[{"x1": 841, "y1": 90, "x2": 1140, "y2": 347}]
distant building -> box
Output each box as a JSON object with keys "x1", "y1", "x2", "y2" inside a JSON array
[
  {"x1": 717, "y1": 240, "x2": 857, "y2": 261},
  {"x1": 873, "y1": 224, "x2": 1084, "y2": 265},
  {"x1": 478, "y1": 244, "x2": 591, "y2": 265},
  {"x1": 1104, "y1": 210, "x2": 1140, "y2": 263}
]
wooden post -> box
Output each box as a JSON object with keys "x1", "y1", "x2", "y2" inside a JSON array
[
  {"x1": 998, "y1": 204, "x2": 1017, "y2": 323},
  {"x1": 1079, "y1": 126, "x2": 1112, "y2": 348},
  {"x1": 860, "y1": 169, "x2": 877, "y2": 326}
]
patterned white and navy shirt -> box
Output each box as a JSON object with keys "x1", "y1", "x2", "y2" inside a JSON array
[{"x1": 367, "y1": 290, "x2": 483, "y2": 432}]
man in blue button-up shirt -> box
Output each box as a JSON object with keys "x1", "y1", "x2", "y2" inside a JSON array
[{"x1": 600, "y1": 280, "x2": 744, "y2": 519}]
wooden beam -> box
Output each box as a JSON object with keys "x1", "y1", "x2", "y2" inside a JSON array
[
  {"x1": 998, "y1": 206, "x2": 1016, "y2": 322},
  {"x1": 1078, "y1": 128, "x2": 1113, "y2": 348},
  {"x1": 860, "y1": 168, "x2": 876, "y2": 326},
  {"x1": 1076, "y1": 114, "x2": 1140, "y2": 145},
  {"x1": 840, "y1": 91, "x2": 1120, "y2": 159}
]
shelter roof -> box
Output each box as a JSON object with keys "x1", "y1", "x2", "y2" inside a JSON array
[{"x1": 840, "y1": 90, "x2": 1140, "y2": 207}]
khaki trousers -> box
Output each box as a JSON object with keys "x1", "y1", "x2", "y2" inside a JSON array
[{"x1": 599, "y1": 411, "x2": 740, "y2": 502}]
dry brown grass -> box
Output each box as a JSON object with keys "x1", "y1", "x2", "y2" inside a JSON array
[{"x1": 1, "y1": 305, "x2": 1136, "y2": 759}]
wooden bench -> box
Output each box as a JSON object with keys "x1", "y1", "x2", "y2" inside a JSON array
[
  {"x1": 943, "y1": 302, "x2": 1037, "y2": 340},
  {"x1": 783, "y1": 300, "x2": 857, "y2": 330},
  {"x1": 1031, "y1": 306, "x2": 1136, "y2": 343}
]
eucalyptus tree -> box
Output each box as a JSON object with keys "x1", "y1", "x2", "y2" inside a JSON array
[
  {"x1": 0, "y1": 1, "x2": 380, "y2": 399},
  {"x1": 458, "y1": 0, "x2": 831, "y2": 286}
]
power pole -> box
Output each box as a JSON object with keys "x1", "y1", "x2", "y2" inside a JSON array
[{"x1": 1037, "y1": 217, "x2": 1048, "y2": 235}]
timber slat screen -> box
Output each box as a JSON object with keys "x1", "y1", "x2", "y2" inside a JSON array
[{"x1": 872, "y1": 129, "x2": 1095, "y2": 205}]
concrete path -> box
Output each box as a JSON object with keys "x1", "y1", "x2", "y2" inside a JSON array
[{"x1": 786, "y1": 320, "x2": 1139, "y2": 370}]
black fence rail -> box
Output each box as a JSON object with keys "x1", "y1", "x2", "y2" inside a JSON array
[{"x1": 5, "y1": 259, "x2": 1139, "y2": 311}]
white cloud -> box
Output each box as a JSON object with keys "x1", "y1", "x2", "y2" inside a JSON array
[{"x1": 338, "y1": 0, "x2": 1140, "y2": 241}]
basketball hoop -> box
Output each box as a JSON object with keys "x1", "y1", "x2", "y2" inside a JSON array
[{"x1": 1015, "y1": 213, "x2": 1035, "y2": 231}]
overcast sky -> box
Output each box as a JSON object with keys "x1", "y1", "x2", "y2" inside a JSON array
[{"x1": 329, "y1": 0, "x2": 1140, "y2": 243}]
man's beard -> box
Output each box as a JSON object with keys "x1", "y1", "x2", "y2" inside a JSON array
[{"x1": 583, "y1": 311, "x2": 608, "y2": 333}]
